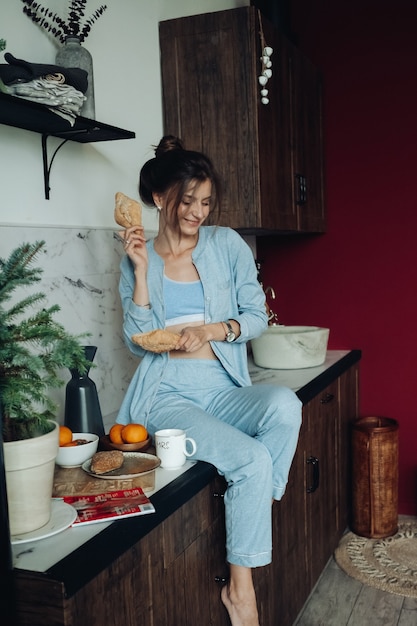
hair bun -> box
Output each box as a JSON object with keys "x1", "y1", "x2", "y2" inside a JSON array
[{"x1": 155, "y1": 135, "x2": 184, "y2": 158}]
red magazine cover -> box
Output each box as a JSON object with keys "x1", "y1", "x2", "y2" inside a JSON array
[{"x1": 61, "y1": 488, "x2": 155, "y2": 526}]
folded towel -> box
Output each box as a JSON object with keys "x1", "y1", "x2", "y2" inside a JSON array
[
  {"x1": 6, "y1": 77, "x2": 86, "y2": 125},
  {"x1": 0, "y1": 52, "x2": 88, "y2": 93}
]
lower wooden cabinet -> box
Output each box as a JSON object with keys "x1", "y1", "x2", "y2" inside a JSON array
[
  {"x1": 14, "y1": 363, "x2": 359, "y2": 626},
  {"x1": 161, "y1": 475, "x2": 229, "y2": 625},
  {"x1": 261, "y1": 364, "x2": 359, "y2": 624},
  {"x1": 305, "y1": 379, "x2": 340, "y2": 586}
]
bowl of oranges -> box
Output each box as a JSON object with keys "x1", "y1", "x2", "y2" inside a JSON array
[
  {"x1": 100, "y1": 423, "x2": 151, "y2": 452},
  {"x1": 56, "y1": 425, "x2": 99, "y2": 468}
]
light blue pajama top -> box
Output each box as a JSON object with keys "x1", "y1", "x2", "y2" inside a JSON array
[{"x1": 116, "y1": 226, "x2": 268, "y2": 425}]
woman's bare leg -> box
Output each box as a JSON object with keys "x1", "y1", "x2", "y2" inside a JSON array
[{"x1": 221, "y1": 564, "x2": 260, "y2": 626}]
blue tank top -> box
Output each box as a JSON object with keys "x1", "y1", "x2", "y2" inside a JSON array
[{"x1": 164, "y1": 275, "x2": 205, "y2": 327}]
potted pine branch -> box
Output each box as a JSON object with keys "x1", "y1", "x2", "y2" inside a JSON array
[{"x1": 0, "y1": 241, "x2": 90, "y2": 535}]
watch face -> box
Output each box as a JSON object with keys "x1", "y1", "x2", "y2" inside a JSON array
[{"x1": 226, "y1": 331, "x2": 236, "y2": 343}]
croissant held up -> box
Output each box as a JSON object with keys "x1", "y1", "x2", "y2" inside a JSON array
[{"x1": 114, "y1": 192, "x2": 142, "y2": 228}]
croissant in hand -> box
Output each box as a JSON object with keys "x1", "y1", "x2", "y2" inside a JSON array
[
  {"x1": 114, "y1": 192, "x2": 142, "y2": 228},
  {"x1": 131, "y1": 329, "x2": 181, "y2": 353}
]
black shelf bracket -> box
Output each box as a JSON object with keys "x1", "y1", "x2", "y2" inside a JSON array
[
  {"x1": 1, "y1": 92, "x2": 135, "y2": 199},
  {"x1": 41, "y1": 134, "x2": 70, "y2": 200}
]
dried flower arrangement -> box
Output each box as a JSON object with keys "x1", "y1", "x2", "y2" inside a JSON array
[{"x1": 21, "y1": 0, "x2": 108, "y2": 44}]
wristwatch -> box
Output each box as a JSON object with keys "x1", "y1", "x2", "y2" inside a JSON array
[{"x1": 223, "y1": 320, "x2": 236, "y2": 343}]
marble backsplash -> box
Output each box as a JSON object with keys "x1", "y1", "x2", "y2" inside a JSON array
[{"x1": 0, "y1": 225, "x2": 141, "y2": 427}]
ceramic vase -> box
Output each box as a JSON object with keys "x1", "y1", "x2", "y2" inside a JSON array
[
  {"x1": 55, "y1": 36, "x2": 95, "y2": 119},
  {"x1": 4, "y1": 421, "x2": 59, "y2": 535},
  {"x1": 64, "y1": 346, "x2": 104, "y2": 437}
]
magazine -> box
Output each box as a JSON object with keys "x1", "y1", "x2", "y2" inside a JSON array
[{"x1": 61, "y1": 488, "x2": 155, "y2": 526}]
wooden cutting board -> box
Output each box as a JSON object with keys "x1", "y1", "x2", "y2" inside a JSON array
[{"x1": 53, "y1": 462, "x2": 156, "y2": 496}]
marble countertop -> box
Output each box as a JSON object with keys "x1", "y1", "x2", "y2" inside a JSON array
[
  {"x1": 12, "y1": 349, "x2": 361, "y2": 581},
  {"x1": 248, "y1": 349, "x2": 350, "y2": 391}
]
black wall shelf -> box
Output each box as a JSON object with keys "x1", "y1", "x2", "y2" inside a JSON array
[{"x1": 0, "y1": 92, "x2": 135, "y2": 198}]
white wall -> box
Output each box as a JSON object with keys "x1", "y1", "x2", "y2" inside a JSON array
[{"x1": 0, "y1": 0, "x2": 248, "y2": 230}]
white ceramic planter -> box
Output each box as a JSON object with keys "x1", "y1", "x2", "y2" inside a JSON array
[{"x1": 4, "y1": 421, "x2": 59, "y2": 535}]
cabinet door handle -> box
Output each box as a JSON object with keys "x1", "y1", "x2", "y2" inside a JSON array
[
  {"x1": 320, "y1": 392, "x2": 335, "y2": 404},
  {"x1": 295, "y1": 174, "x2": 307, "y2": 205},
  {"x1": 306, "y1": 456, "x2": 320, "y2": 493}
]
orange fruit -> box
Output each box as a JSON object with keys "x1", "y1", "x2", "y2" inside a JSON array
[
  {"x1": 109, "y1": 424, "x2": 125, "y2": 444},
  {"x1": 59, "y1": 425, "x2": 73, "y2": 446},
  {"x1": 62, "y1": 441, "x2": 78, "y2": 447},
  {"x1": 121, "y1": 423, "x2": 148, "y2": 444}
]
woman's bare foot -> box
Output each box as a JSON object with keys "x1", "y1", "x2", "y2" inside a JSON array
[{"x1": 221, "y1": 565, "x2": 260, "y2": 626}]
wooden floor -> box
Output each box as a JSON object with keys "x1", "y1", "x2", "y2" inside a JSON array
[{"x1": 294, "y1": 556, "x2": 417, "y2": 626}]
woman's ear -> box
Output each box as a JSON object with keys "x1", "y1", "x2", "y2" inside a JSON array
[{"x1": 152, "y1": 192, "x2": 163, "y2": 209}]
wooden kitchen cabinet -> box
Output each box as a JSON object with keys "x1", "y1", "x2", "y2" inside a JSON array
[
  {"x1": 159, "y1": 6, "x2": 325, "y2": 234},
  {"x1": 305, "y1": 380, "x2": 341, "y2": 585},
  {"x1": 262, "y1": 364, "x2": 360, "y2": 625},
  {"x1": 267, "y1": 382, "x2": 340, "y2": 624},
  {"x1": 290, "y1": 46, "x2": 326, "y2": 232},
  {"x1": 161, "y1": 475, "x2": 229, "y2": 625}
]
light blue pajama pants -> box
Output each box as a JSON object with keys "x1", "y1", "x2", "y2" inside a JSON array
[{"x1": 146, "y1": 359, "x2": 302, "y2": 568}]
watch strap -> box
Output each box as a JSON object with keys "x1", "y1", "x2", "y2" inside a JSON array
[{"x1": 222, "y1": 320, "x2": 236, "y2": 342}]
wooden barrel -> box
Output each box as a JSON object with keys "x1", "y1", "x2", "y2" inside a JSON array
[{"x1": 351, "y1": 416, "x2": 399, "y2": 538}]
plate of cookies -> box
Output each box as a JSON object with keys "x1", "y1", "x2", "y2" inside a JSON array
[{"x1": 82, "y1": 450, "x2": 160, "y2": 480}]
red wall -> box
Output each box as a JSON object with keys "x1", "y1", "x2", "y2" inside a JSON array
[{"x1": 257, "y1": 0, "x2": 417, "y2": 514}]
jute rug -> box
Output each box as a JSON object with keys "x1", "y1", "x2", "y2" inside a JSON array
[{"x1": 334, "y1": 516, "x2": 417, "y2": 598}]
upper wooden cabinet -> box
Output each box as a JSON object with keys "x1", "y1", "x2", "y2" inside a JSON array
[{"x1": 159, "y1": 6, "x2": 325, "y2": 234}]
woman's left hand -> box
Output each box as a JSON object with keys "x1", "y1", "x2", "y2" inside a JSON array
[{"x1": 176, "y1": 325, "x2": 210, "y2": 352}]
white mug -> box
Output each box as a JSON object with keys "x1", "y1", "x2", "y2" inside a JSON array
[{"x1": 155, "y1": 428, "x2": 197, "y2": 470}]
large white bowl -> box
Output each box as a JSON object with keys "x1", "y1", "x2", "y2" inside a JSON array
[
  {"x1": 251, "y1": 325, "x2": 330, "y2": 369},
  {"x1": 56, "y1": 432, "x2": 99, "y2": 468}
]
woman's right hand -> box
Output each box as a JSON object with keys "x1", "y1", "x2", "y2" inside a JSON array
[
  {"x1": 120, "y1": 225, "x2": 148, "y2": 273},
  {"x1": 120, "y1": 226, "x2": 151, "y2": 308}
]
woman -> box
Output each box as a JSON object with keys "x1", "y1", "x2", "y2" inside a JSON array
[{"x1": 116, "y1": 136, "x2": 302, "y2": 626}]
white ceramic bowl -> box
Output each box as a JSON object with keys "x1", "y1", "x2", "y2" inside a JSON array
[
  {"x1": 56, "y1": 432, "x2": 99, "y2": 468},
  {"x1": 251, "y1": 326, "x2": 330, "y2": 369}
]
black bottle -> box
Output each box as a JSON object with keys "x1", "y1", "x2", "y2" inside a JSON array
[{"x1": 64, "y1": 345, "x2": 105, "y2": 436}]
